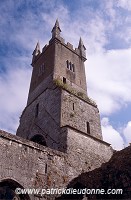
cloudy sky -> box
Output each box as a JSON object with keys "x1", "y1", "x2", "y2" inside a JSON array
[{"x1": 0, "y1": 0, "x2": 131, "y2": 150}]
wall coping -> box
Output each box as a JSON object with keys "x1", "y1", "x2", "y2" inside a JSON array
[
  {"x1": 62, "y1": 125, "x2": 112, "y2": 147},
  {"x1": 0, "y1": 130, "x2": 65, "y2": 157}
]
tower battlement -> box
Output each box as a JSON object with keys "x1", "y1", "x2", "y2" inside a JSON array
[{"x1": 32, "y1": 35, "x2": 86, "y2": 66}]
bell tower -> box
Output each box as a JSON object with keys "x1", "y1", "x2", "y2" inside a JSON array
[{"x1": 16, "y1": 20, "x2": 103, "y2": 152}]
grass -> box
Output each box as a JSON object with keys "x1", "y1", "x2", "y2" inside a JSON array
[{"x1": 53, "y1": 78, "x2": 96, "y2": 106}]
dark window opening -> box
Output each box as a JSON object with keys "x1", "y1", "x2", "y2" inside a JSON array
[
  {"x1": 87, "y1": 122, "x2": 90, "y2": 134},
  {"x1": 66, "y1": 60, "x2": 69, "y2": 69},
  {"x1": 73, "y1": 103, "x2": 75, "y2": 110},
  {"x1": 35, "y1": 103, "x2": 39, "y2": 117},
  {"x1": 63, "y1": 77, "x2": 66, "y2": 84},
  {"x1": 45, "y1": 163, "x2": 48, "y2": 174},
  {"x1": 66, "y1": 60, "x2": 75, "y2": 72},
  {"x1": 69, "y1": 62, "x2": 72, "y2": 70},
  {"x1": 72, "y1": 64, "x2": 75, "y2": 72},
  {"x1": 31, "y1": 135, "x2": 47, "y2": 146}
]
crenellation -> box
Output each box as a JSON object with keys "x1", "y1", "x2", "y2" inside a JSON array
[
  {"x1": 60, "y1": 41, "x2": 81, "y2": 57},
  {"x1": 66, "y1": 42, "x2": 73, "y2": 49},
  {"x1": 59, "y1": 37, "x2": 65, "y2": 44},
  {"x1": 75, "y1": 47, "x2": 80, "y2": 54},
  {"x1": 42, "y1": 44, "x2": 48, "y2": 52}
]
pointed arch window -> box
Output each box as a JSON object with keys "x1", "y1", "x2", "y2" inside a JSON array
[
  {"x1": 72, "y1": 64, "x2": 75, "y2": 72},
  {"x1": 31, "y1": 134, "x2": 47, "y2": 146},
  {"x1": 66, "y1": 60, "x2": 75, "y2": 72},
  {"x1": 66, "y1": 60, "x2": 69, "y2": 69},
  {"x1": 0, "y1": 179, "x2": 30, "y2": 200},
  {"x1": 69, "y1": 62, "x2": 72, "y2": 70}
]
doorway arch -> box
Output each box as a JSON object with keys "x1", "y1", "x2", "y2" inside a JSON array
[
  {"x1": 0, "y1": 179, "x2": 30, "y2": 200},
  {"x1": 30, "y1": 134, "x2": 47, "y2": 146}
]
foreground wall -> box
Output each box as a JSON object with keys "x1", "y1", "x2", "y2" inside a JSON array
[
  {"x1": 0, "y1": 130, "x2": 67, "y2": 200},
  {"x1": 58, "y1": 145, "x2": 131, "y2": 199},
  {"x1": 0, "y1": 130, "x2": 113, "y2": 200}
]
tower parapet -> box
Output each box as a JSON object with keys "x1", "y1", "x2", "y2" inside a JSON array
[
  {"x1": 78, "y1": 37, "x2": 86, "y2": 61},
  {"x1": 51, "y1": 19, "x2": 61, "y2": 39},
  {"x1": 32, "y1": 41, "x2": 41, "y2": 64}
]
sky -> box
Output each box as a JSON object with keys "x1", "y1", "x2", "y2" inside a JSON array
[{"x1": 0, "y1": 0, "x2": 131, "y2": 150}]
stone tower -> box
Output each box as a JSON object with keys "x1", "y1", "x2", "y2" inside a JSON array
[
  {"x1": 17, "y1": 19, "x2": 103, "y2": 153},
  {"x1": 0, "y1": 20, "x2": 113, "y2": 200}
]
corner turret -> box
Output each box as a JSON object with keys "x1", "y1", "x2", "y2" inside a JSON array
[
  {"x1": 78, "y1": 37, "x2": 86, "y2": 61},
  {"x1": 32, "y1": 41, "x2": 41, "y2": 64},
  {"x1": 51, "y1": 19, "x2": 61, "y2": 39}
]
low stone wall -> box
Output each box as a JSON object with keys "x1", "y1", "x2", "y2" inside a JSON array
[
  {"x1": 0, "y1": 129, "x2": 113, "y2": 200},
  {"x1": 0, "y1": 130, "x2": 67, "y2": 199}
]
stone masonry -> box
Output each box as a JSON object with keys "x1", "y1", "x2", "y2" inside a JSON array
[
  {"x1": 0, "y1": 20, "x2": 113, "y2": 200},
  {"x1": 0, "y1": 129, "x2": 113, "y2": 200}
]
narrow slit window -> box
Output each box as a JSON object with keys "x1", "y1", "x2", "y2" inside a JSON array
[
  {"x1": 87, "y1": 122, "x2": 90, "y2": 134},
  {"x1": 69, "y1": 62, "x2": 72, "y2": 71},
  {"x1": 66, "y1": 60, "x2": 69, "y2": 69},
  {"x1": 63, "y1": 77, "x2": 66, "y2": 84},
  {"x1": 72, "y1": 64, "x2": 75, "y2": 72},
  {"x1": 45, "y1": 163, "x2": 47, "y2": 174},
  {"x1": 35, "y1": 103, "x2": 39, "y2": 117},
  {"x1": 73, "y1": 103, "x2": 74, "y2": 110},
  {"x1": 38, "y1": 63, "x2": 45, "y2": 76},
  {"x1": 66, "y1": 61, "x2": 75, "y2": 72}
]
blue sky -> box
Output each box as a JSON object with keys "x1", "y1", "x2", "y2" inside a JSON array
[{"x1": 0, "y1": 0, "x2": 131, "y2": 150}]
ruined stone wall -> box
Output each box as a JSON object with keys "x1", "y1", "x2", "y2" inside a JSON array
[
  {"x1": 0, "y1": 129, "x2": 113, "y2": 200},
  {"x1": 27, "y1": 73, "x2": 53, "y2": 105},
  {"x1": 60, "y1": 127, "x2": 113, "y2": 180},
  {"x1": 61, "y1": 89, "x2": 102, "y2": 140},
  {"x1": 17, "y1": 81, "x2": 105, "y2": 151},
  {"x1": 59, "y1": 145, "x2": 131, "y2": 199},
  {"x1": 0, "y1": 130, "x2": 68, "y2": 200},
  {"x1": 17, "y1": 83, "x2": 63, "y2": 151},
  {"x1": 67, "y1": 128, "x2": 113, "y2": 171}
]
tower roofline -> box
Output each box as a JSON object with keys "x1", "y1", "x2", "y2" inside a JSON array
[
  {"x1": 51, "y1": 19, "x2": 61, "y2": 39},
  {"x1": 78, "y1": 37, "x2": 86, "y2": 50},
  {"x1": 32, "y1": 41, "x2": 41, "y2": 64},
  {"x1": 52, "y1": 19, "x2": 61, "y2": 33}
]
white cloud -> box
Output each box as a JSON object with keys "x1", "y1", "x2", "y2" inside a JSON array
[
  {"x1": 117, "y1": 0, "x2": 131, "y2": 11},
  {"x1": 102, "y1": 117, "x2": 131, "y2": 150},
  {"x1": 123, "y1": 121, "x2": 131, "y2": 146},
  {"x1": 87, "y1": 48, "x2": 131, "y2": 115},
  {"x1": 101, "y1": 117, "x2": 124, "y2": 150},
  {"x1": 0, "y1": 64, "x2": 31, "y2": 133}
]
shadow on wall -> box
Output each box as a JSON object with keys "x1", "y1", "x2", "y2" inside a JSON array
[
  {"x1": 56, "y1": 145, "x2": 131, "y2": 200},
  {"x1": 30, "y1": 134, "x2": 47, "y2": 146}
]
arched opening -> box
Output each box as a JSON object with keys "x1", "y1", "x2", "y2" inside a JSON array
[
  {"x1": 30, "y1": 134, "x2": 47, "y2": 146},
  {"x1": 0, "y1": 179, "x2": 30, "y2": 200}
]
